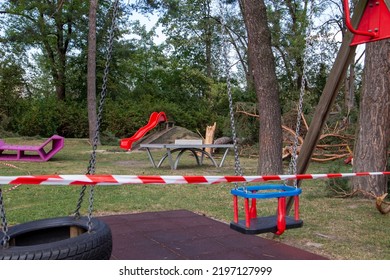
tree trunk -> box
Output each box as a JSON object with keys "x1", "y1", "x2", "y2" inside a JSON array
[
  {"x1": 204, "y1": 0, "x2": 213, "y2": 78},
  {"x1": 344, "y1": 62, "x2": 355, "y2": 115},
  {"x1": 352, "y1": 40, "x2": 390, "y2": 196},
  {"x1": 240, "y1": 0, "x2": 283, "y2": 175},
  {"x1": 87, "y1": 0, "x2": 99, "y2": 144},
  {"x1": 344, "y1": 49, "x2": 357, "y2": 128},
  {"x1": 56, "y1": 51, "x2": 67, "y2": 101}
]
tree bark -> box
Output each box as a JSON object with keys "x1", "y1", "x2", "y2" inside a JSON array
[
  {"x1": 87, "y1": 0, "x2": 99, "y2": 144},
  {"x1": 352, "y1": 40, "x2": 390, "y2": 196},
  {"x1": 344, "y1": 60, "x2": 355, "y2": 116},
  {"x1": 240, "y1": 0, "x2": 283, "y2": 175},
  {"x1": 204, "y1": 0, "x2": 213, "y2": 78}
]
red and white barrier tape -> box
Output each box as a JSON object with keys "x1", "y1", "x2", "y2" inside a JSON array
[
  {"x1": 1, "y1": 162, "x2": 24, "y2": 192},
  {"x1": 0, "y1": 172, "x2": 388, "y2": 186},
  {"x1": 0, "y1": 162, "x2": 23, "y2": 170}
]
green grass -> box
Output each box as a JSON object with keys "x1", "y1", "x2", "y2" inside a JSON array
[{"x1": 0, "y1": 137, "x2": 389, "y2": 260}]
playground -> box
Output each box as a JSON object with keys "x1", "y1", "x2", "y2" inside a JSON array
[
  {"x1": 0, "y1": 0, "x2": 389, "y2": 264},
  {"x1": 0, "y1": 137, "x2": 389, "y2": 260}
]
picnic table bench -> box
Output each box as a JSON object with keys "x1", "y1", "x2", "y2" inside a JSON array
[{"x1": 139, "y1": 141, "x2": 234, "y2": 170}]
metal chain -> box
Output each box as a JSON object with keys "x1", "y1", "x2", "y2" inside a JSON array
[
  {"x1": 287, "y1": 75, "x2": 306, "y2": 179},
  {"x1": 87, "y1": 186, "x2": 95, "y2": 231},
  {"x1": 287, "y1": 1, "x2": 315, "y2": 187},
  {"x1": 74, "y1": 0, "x2": 120, "y2": 231},
  {"x1": 74, "y1": 185, "x2": 87, "y2": 219},
  {"x1": 219, "y1": 3, "x2": 244, "y2": 189},
  {"x1": 0, "y1": 188, "x2": 10, "y2": 248}
]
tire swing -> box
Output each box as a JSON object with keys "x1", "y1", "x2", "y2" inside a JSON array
[
  {"x1": 0, "y1": 0, "x2": 120, "y2": 260},
  {"x1": 0, "y1": 215, "x2": 112, "y2": 260},
  {"x1": 219, "y1": 3, "x2": 308, "y2": 235}
]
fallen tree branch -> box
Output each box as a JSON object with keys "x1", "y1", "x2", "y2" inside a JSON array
[
  {"x1": 310, "y1": 153, "x2": 350, "y2": 162},
  {"x1": 329, "y1": 186, "x2": 390, "y2": 215}
]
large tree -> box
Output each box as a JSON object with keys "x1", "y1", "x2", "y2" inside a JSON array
[
  {"x1": 88, "y1": 0, "x2": 99, "y2": 144},
  {"x1": 352, "y1": 39, "x2": 390, "y2": 196},
  {"x1": 240, "y1": 0, "x2": 283, "y2": 174},
  {"x1": 135, "y1": 0, "x2": 222, "y2": 81},
  {"x1": 0, "y1": 1, "x2": 90, "y2": 100}
]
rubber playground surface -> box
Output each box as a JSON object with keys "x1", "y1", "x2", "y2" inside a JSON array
[{"x1": 100, "y1": 210, "x2": 327, "y2": 260}]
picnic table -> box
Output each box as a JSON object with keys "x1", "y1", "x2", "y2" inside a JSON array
[{"x1": 139, "y1": 143, "x2": 234, "y2": 170}]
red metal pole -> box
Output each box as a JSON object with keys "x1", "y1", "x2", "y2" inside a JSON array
[
  {"x1": 249, "y1": 197, "x2": 257, "y2": 219},
  {"x1": 244, "y1": 198, "x2": 250, "y2": 228},
  {"x1": 275, "y1": 197, "x2": 286, "y2": 235},
  {"x1": 294, "y1": 195, "x2": 300, "y2": 220},
  {"x1": 233, "y1": 195, "x2": 239, "y2": 223}
]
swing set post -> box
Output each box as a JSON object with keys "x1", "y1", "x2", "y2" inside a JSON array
[
  {"x1": 287, "y1": 0, "x2": 390, "y2": 215},
  {"x1": 295, "y1": 0, "x2": 371, "y2": 180}
]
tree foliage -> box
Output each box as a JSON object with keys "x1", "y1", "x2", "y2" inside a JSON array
[
  {"x1": 0, "y1": 0, "x2": 353, "y2": 147},
  {"x1": 0, "y1": 0, "x2": 91, "y2": 100}
]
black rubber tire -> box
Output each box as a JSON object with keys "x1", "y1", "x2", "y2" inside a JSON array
[{"x1": 0, "y1": 216, "x2": 112, "y2": 260}]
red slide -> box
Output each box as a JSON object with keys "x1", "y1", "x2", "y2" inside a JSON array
[{"x1": 120, "y1": 112, "x2": 167, "y2": 151}]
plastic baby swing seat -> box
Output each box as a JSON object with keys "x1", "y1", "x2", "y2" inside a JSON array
[{"x1": 230, "y1": 184, "x2": 303, "y2": 235}]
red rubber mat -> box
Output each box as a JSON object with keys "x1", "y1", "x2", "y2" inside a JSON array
[{"x1": 99, "y1": 210, "x2": 327, "y2": 260}]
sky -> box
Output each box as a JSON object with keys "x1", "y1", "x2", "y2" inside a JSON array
[{"x1": 128, "y1": 10, "x2": 167, "y2": 44}]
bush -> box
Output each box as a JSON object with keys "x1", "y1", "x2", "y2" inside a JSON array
[
  {"x1": 8, "y1": 91, "x2": 250, "y2": 141},
  {"x1": 56, "y1": 101, "x2": 89, "y2": 138},
  {"x1": 14, "y1": 98, "x2": 88, "y2": 138},
  {"x1": 101, "y1": 98, "x2": 221, "y2": 139},
  {"x1": 16, "y1": 97, "x2": 61, "y2": 137}
]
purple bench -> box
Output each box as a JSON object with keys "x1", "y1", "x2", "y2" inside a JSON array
[{"x1": 0, "y1": 135, "x2": 64, "y2": 162}]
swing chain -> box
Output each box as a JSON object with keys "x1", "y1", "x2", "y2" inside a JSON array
[
  {"x1": 287, "y1": 3, "x2": 314, "y2": 187},
  {"x1": 74, "y1": 0, "x2": 120, "y2": 231},
  {"x1": 0, "y1": 188, "x2": 10, "y2": 248},
  {"x1": 87, "y1": 186, "x2": 95, "y2": 231},
  {"x1": 288, "y1": 75, "x2": 306, "y2": 179},
  {"x1": 219, "y1": 5, "x2": 244, "y2": 185}
]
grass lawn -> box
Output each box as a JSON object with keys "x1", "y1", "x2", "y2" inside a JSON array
[{"x1": 0, "y1": 137, "x2": 389, "y2": 260}]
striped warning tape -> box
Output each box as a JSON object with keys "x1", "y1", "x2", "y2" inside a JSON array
[
  {"x1": 0, "y1": 162, "x2": 25, "y2": 192},
  {"x1": 0, "y1": 172, "x2": 388, "y2": 186}
]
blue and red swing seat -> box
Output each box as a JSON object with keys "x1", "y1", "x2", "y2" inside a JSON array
[{"x1": 230, "y1": 184, "x2": 303, "y2": 235}]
